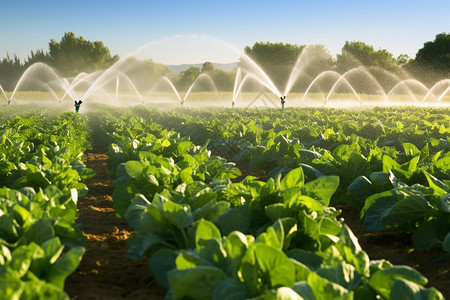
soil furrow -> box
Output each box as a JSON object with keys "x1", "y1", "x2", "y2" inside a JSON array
[{"x1": 64, "y1": 150, "x2": 165, "y2": 299}]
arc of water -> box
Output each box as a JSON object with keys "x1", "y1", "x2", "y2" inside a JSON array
[
  {"x1": 60, "y1": 71, "x2": 102, "y2": 102},
  {"x1": 437, "y1": 85, "x2": 450, "y2": 102},
  {"x1": 116, "y1": 76, "x2": 120, "y2": 103},
  {"x1": 347, "y1": 66, "x2": 388, "y2": 101},
  {"x1": 302, "y1": 70, "x2": 342, "y2": 101},
  {"x1": 232, "y1": 68, "x2": 242, "y2": 105},
  {"x1": 81, "y1": 69, "x2": 143, "y2": 103},
  {"x1": 386, "y1": 79, "x2": 430, "y2": 103},
  {"x1": 232, "y1": 70, "x2": 282, "y2": 106},
  {"x1": 0, "y1": 84, "x2": 9, "y2": 103},
  {"x1": 43, "y1": 78, "x2": 77, "y2": 102},
  {"x1": 146, "y1": 76, "x2": 183, "y2": 104},
  {"x1": 115, "y1": 71, "x2": 144, "y2": 103},
  {"x1": 240, "y1": 54, "x2": 281, "y2": 98},
  {"x1": 80, "y1": 67, "x2": 121, "y2": 101},
  {"x1": 422, "y1": 79, "x2": 450, "y2": 102},
  {"x1": 182, "y1": 73, "x2": 218, "y2": 104},
  {"x1": 233, "y1": 73, "x2": 254, "y2": 103},
  {"x1": 325, "y1": 74, "x2": 362, "y2": 106},
  {"x1": 284, "y1": 45, "x2": 312, "y2": 97},
  {"x1": 10, "y1": 62, "x2": 71, "y2": 102}
]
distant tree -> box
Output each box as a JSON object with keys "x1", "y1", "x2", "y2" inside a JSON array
[
  {"x1": 201, "y1": 62, "x2": 214, "y2": 73},
  {"x1": 177, "y1": 66, "x2": 201, "y2": 90},
  {"x1": 407, "y1": 32, "x2": 450, "y2": 84},
  {"x1": 119, "y1": 57, "x2": 172, "y2": 92},
  {"x1": 0, "y1": 53, "x2": 23, "y2": 91},
  {"x1": 396, "y1": 54, "x2": 410, "y2": 66},
  {"x1": 335, "y1": 41, "x2": 402, "y2": 92},
  {"x1": 24, "y1": 49, "x2": 52, "y2": 68},
  {"x1": 211, "y1": 68, "x2": 235, "y2": 91},
  {"x1": 336, "y1": 41, "x2": 399, "y2": 73},
  {"x1": 242, "y1": 42, "x2": 305, "y2": 92},
  {"x1": 49, "y1": 32, "x2": 119, "y2": 76}
]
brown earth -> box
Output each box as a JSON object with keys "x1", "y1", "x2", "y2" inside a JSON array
[
  {"x1": 64, "y1": 151, "x2": 165, "y2": 300},
  {"x1": 64, "y1": 151, "x2": 449, "y2": 299}
]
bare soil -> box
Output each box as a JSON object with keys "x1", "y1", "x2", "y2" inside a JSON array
[
  {"x1": 64, "y1": 151, "x2": 449, "y2": 299},
  {"x1": 64, "y1": 151, "x2": 165, "y2": 299}
]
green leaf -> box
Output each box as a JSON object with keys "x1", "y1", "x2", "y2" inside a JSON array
[
  {"x1": 46, "y1": 246, "x2": 85, "y2": 288},
  {"x1": 124, "y1": 160, "x2": 144, "y2": 180},
  {"x1": 286, "y1": 249, "x2": 323, "y2": 271},
  {"x1": 301, "y1": 176, "x2": 339, "y2": 206},
  {"x1": 212, "y1": 279, "x2": 251, "y2": 300},
  {"x1": 179, "y1": 167, "x2": 193, "y2": 184},
  {"x1": 254, "y1": 243, "x2": 296, "y2": 288},
  {"x1": 163, "y1": 200, "x2": 193, "y2": 229},
  {"x1": 424, "y1": 172, "x2": 448, "y2": 197},
  {"x1": 168, "y1": 266, "x2": 227, "y2": 300},
  {"x1": 382, "y1": 195, "x2": 430, "y2": 228},
  {"x1": 256, "y1": 226, "x2": 283, "y2": 250},
  {"x1": 369, "y1": 266, "x2": 428, "y2": 299},
  {"x1": 390, "y1": 278, "x2": 444, "y2": 300},
  {"x1": 0, "y1": 278, "x2": 24, "y2": 300},
  {"x1": 361, "y1": 191, "x2": 396, "y2": 231},
  {"x1": 25, "y1": 218, "x2": 55, "y2": 245},
  {"x1": 403, "y1": 143, "x2": 421, "y2": 157},
  {"x1": 213, "y1": 205, "x2": 250, "y2": 235},
  {"x1": 348, "y1": 176, "x2": 374, "y2": 209},
  {"x1": 265, "y1": 203, "x2": 291, "y2": 222},
  {"x1": 42, "y1": 237, "x2": 64, "y2": 265},
  {"x1": 280, "y1": 167, "x2": 304, "y2": 190},
  {"x1": 307, "y1": 272, "x2": 353, "y2": 300},
  {"x1": 316, "y1": 262, "x2": 362, "y2": 291},
  {"x1": 10, "y1": 246, "x2": 33, "y2": 278},
  {"x1": 291, "y1": 281, "x2": 315, "y2": 300},
  {"x1": 149, "y1": 248, "x2": 178, "y2": 289},
  {"x1": 195, "y1": 219, "x2": 226, "y2": 266}
]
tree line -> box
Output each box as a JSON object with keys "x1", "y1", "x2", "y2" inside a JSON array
[{"x1": 1, "y1": 31, "x2": 449, "y2": 92}]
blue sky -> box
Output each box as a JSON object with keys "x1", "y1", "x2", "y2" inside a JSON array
[{"x1": 1, "y1": 0, "x2": 449, "y2": 64}]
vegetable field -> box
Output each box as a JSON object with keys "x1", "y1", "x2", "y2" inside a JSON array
[{"x1": 1, "y1": 104, "x2": 449, "y2": 299}]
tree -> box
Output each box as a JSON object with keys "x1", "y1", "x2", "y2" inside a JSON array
[
  {"x1": 0, "y1": 53, "x2": 23, "y2": 91},
  {"x1": 177, "y1": 66, "x2": 201, "y2": 90},
  {"x1": 408, "y1": 32, "x2": 450, "y2": 83},
  {"x1": 24, "y1": 49, "x2": 51, "y2": 68},
  {"x1": 336, "y1": 41, "x2": 399, "y2": 73},
  {"x1": 242, "y1": 42, "x2": 305, "y2": 92},
  {"x1": 118, "y1": 57, "x2": 172, "y2": 92},
  {"x1": 49, "y1": 32, "x2": 119, "y2": 76},
  {"x1": 396, "y1": 54, "x2": 410, "y2": 66},
  {"x1": 201, "y1": 62, "x2": 214, "y2": 73}
]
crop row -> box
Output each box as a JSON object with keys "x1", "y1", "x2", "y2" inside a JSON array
[
  {"x1": 128, "y1": 106, "x2": 450, "y2": 255},
  {"x1": 94, "y1": 107, "x2": 444, "y2": 299},
  {"x1": 0, "y1": 112, "x2": 94, "y2": 299}
]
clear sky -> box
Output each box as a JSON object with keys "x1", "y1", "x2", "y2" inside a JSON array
[{"x1": 1, "y1": 0, "x2": 449, "y2": 64}]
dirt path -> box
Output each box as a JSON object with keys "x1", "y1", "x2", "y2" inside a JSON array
[{"x1": 64, "y1": 150, "x2": 165, "y2": 299}]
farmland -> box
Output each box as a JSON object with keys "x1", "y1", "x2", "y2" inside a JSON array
[{"x1": 1, "y1": 103, "x2": 449, "y2": 299}]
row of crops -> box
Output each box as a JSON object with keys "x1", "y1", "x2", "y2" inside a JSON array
[
  {"x1": 90, "y1": 105, "x2": 449, "y2": 299},
  {"x1": 0, "y1": 111, "x2": 94, "y2": 298},
  {"x1": 1, "y1": 104, "x2": 448, "y2": 299},
  {"x1": 137, "y1": 106, "x2": 450, "y2": 254}
]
